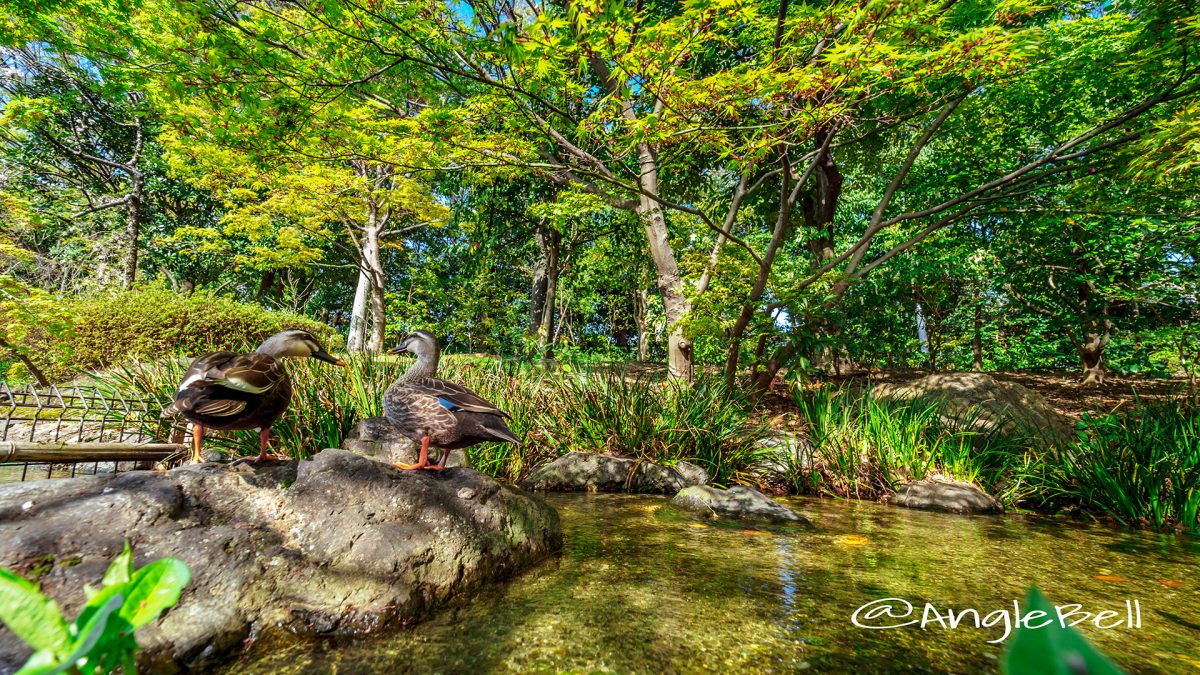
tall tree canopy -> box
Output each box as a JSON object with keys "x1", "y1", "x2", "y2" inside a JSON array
[{"x1": 0, "y1": 0, "x2": 1197, "y2": 386}]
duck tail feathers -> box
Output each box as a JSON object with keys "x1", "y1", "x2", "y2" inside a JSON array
[{"x1": 487, "y1": 420, "x2": 521, "y2": 445}]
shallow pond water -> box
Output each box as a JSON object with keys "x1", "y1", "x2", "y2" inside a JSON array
[{"x1": 230, "y1": 494, "x2": 1200, "y2": 673}]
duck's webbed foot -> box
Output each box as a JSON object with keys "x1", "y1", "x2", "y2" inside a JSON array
[
  {"x1": 395, "y1": 435, "x2": 444, "y2": 470},
  {"x1": 233, "y1": 452, "x2": 291, "y2": 465}
]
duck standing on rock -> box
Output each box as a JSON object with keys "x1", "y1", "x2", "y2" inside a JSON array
[
  {"x1": 384, "y1": 330, "x2": 518, "y2": 471},
  {"x1": 167, "y1": 329, "x2": 346, "y2": 464}
]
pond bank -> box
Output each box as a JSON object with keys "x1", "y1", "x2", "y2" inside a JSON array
[{"x1": 226, "y1": 493, "x2": 1200, "y2": 674}]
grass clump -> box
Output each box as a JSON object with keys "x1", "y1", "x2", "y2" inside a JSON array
[
  {"x1": 790, "y1": 387, "x2": 1027, "y2": 500},
  {"x1": 1035, "y1": 397, "x2": 1200, "y2": 532}
]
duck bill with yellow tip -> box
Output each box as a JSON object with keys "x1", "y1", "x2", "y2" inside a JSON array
[{"x1": 312, "y1": 350, "x2": 348, "y2": 367}]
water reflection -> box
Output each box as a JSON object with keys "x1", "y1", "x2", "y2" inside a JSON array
[{"x1": 229, "y1": 494, "x2": 1200, "y2": 674}]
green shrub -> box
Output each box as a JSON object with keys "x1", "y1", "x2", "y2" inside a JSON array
[
  {"x1": 17, "y1": 284, "x2": 339, "y2": 383},
  {"x1": 0, "y1": 542, "x2": 190, "y2": 675}
]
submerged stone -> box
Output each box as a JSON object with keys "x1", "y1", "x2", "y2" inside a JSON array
[
  {"x1": 671, "y1": 485, "x2": 809, "y2": 523},
  {"x1": 0, "y1": 449, "x2": 561, "y2": 672},
  {"x1": 889, "y1": 478, "x2": 1003, "y2": 515},
  {"x1": 519, "y1": 451, "x2": 707, "y2": 494}
]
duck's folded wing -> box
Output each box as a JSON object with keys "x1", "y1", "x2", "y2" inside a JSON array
[
  {"x1": 191, "y1": 399, "x2": 248, "y2": 417},
  {"x1": 409, "y1": 378, "x2": 511, "y2": 418},
  {"x1": 179, "y1": 352, "x2": 286, "y2": 395},
  {"x1": 208, "y1": 353, "x2": 287, "y2": 394},
  {"x1": 176, "y1": 351, "x2": 237, "y2": 394},
  {"x1": 167, "y1": 387, "x2": 248, "y2": 419}
]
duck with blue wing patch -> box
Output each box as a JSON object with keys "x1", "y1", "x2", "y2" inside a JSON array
[
  {"x1": 383, "y1": 330, "x2": 519, "y2": 471},
  {"x1": 165, "y1": 329, "x2": 346, "y2": 464}
]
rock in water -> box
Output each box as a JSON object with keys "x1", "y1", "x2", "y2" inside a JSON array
[
  {"x1": 672, "y1": 485, "x2": 809, "y2": 524},
  {"x1": 342, "y1": 416, "x2": 468, "y2": 468},
  {"x1": 871, "y1": 372, "x2": 1075, "y2": 446},
  {"x1": 0, "y1": 449, "x2": 561, "y2": 672},
  {"x1": 519, "y1": 451, "x2": 707, "y2": 494},
  {"x1": 889, "y1": 478, "x2": 1003, "y2": 515}
]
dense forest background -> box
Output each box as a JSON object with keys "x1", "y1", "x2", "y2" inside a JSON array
[{"x1": 1, "y1": 0, "x2": 1198, "y2": 390}]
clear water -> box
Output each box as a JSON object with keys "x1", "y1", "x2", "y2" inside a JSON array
[{"x1": 229, "y1": 494, "x2": 1200, "y2": 673}]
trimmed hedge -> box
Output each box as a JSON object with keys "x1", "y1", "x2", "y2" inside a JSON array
[{"x1": 19, "y1": 286, "x2": 340, "y2": 383}]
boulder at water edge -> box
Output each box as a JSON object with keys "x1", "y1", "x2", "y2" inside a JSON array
[
  {"x1": 0, "y1": 449, "x2": 561, "y2": 672},
  {"x1": 672, "y1": 485, "x2": 809, "y2": 524},
  {"x1": 519, "y1": 451, "x2": 707, "y2": 494},
  {"x1": 889, "y1": 478, "x2": 1003, "y2": 515},
  {"x1": 343, "y1": 416, "x2": 468, "y2": 468}
]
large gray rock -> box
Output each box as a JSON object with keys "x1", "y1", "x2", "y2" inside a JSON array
[
  {"x1": 671, "y1": 485, "x2": 809, "y2": 524},
  {"x1": 519, "y1": 451, "x2": 707, "y2": 494},
  {"x1": 889, "y1": 478, "x2": 1003, "y2": 515},
  {"x1": 0, "y1": 449, "x2": 560, "y2": 672},
  {"x1": 872, "y1": 372, "x2": 1075, "y2": 445},
  {"x1": 342, "y1": 416, "x2": 467, "y2": 468},
  {"x1": 753, "y1": 431, "x2": 817, "y2": 482}
]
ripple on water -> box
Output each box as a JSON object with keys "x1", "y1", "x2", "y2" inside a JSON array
[{"x1": 228, "y1": 493, "x2": 1200, "y2": 674}]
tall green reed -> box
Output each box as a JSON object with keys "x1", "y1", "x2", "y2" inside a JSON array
[
  {"x1": 794, "y1": 386, "x2": 1026, "y2": 500},
  {"x1": 1040, "y1": 398, "x2": 1200, "y2": 532}
]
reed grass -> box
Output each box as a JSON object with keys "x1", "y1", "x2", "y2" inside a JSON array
[
  {"x1": 1036, "y1": 398, "x2": 1200, "y2": 532},
  {"x1": 792, "y1": 387, "x2": 1027, "y2": 500}
]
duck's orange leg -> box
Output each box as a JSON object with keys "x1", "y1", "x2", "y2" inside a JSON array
[
  {"x1": 251, "y1": 428, "x2": 292, "y2": 463},
  {"x1": 234, "y1": 428, "x2": 290, "y2": 465},
  {"x1": 395, "y1": 435, "x2": 434, "y2": 470},
  {"x1": 192, "y1": 425, "x2": 205, "y2": 463}
]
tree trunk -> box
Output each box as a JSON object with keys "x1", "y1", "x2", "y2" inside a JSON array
[
  {"x1": 256, "y1": 269, "x2": 276, "y2": 303},
  {"x1": 972, "y1": 294, "x2": 983, "y2": 371},
  {"x1": 634, "y1": 142, "x2": 693, "y2": 381},
  {"x1": 634, "y1": 285, "x2": 650, "y2": 361},
  {"x1": 0, "y1": 335, "x2": 50, "y2": 387},
  {"x1": 914, "y1": 302, "x2": 935, "y2": 371},
  {"x1": 1079, "y1": 332, "x2": 1108, "y2": 386},
  {"x1": 534, "y1": 226, "x2": 560, "y2": 358},
  {"x1": 529, "y1": 254, "x2": 549, "y2": 337},
  {"x1": 362, "y1": 214, "x2": 387, "y2": 354},
  {"x1": 347, "y1": 264, "x2": 370, "y2": 352},
  {"x1": 724, "y1": 155, "x2": 797, "y2": 388},
  {"x1": 121, "y1": 180, "x2": 143, "y2": 289},
  {"x1": 747, "y1": 130, "x2": 844, "y2": 390},
  {"x1": 539, "y1": 263, "x2": 559, "y2": 359}
]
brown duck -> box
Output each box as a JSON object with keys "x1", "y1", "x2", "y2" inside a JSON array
[
  {"x1": 383, "y1": 330, "x2": 518, "y2": 470},
  {"x1": 168, "y1": 329, "x2": 345, "y2": 463}
]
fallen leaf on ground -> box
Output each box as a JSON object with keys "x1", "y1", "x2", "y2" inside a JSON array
[
  {"x1": 1158, "y1": 579, "x2": 1185, "y2": 589},
  {"x1": 834, "y1": 535, "x2": 870, "y2": 546},
  {"x1": 741, "y1": 529, "x2": 767, "y2": 536},
  {"x1": 688, "y1": 523, "x2": 708, "y2": 529}
]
